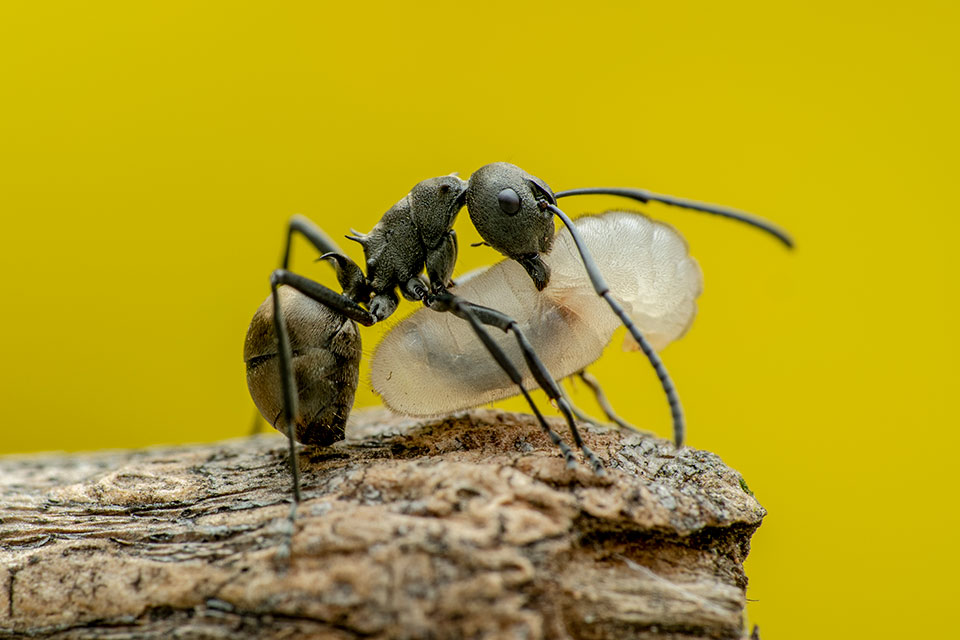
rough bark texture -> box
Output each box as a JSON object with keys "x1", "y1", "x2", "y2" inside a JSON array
[{"x1": 0, "y1": 409, "x2": 764, "y2": 639}]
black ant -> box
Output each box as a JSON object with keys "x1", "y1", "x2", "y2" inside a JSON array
[{"x1": 244, "y1": 162, "x2": 792, "y2": 506}]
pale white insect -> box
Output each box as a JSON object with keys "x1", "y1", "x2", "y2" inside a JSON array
[{"x1": 371, "y1": 211, "x2": 703, "y2": 416}]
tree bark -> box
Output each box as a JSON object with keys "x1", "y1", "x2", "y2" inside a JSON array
[{"x1": 0, "y1": 409, "x2": 764, "y2": 639}]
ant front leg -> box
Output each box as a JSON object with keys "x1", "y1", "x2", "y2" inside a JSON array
[
  {"x1": 424, "y1": 287, "x2": 604, "y2": 475},
  {"x1": 455, "y1": 297, "x2": 605, "y2": 475},
  {"x1": 406, "y1": 281, "x2": 577, "y2": 469}
]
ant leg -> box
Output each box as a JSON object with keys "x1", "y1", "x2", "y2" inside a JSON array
[
  {"x1": 426, "y1": 290, "x2": 604, "y2": 475},
  {"x1": 281, "y1": 215, "x2": 369, "y2": 302},
  {"x1": 557, "y1": 371, "x2": 619, "y2": 431},
  {"x1": 547, "y1": 203, "x2": 685, "y2": 449},
  {"x1": 416, "y1": 288, "x2": 576, "y2": 469},
  {"x1": 561, "y1": 379, "x2": 630, "y2": 433},
  {"x1": 458, "y1": 299, "x2": 605, "y2": 475},
  {"x1": 266, "y1": 269, "x2": 376, "y2": 560},
  {"x1": 246, "y1": 216, "x2": 355, "y2": 438},
  {"x1": 269, "y1": 268, "x2": 377, "y2": 496},
  {"x1": 281, "y1": 214, "x2": 346, "y2": 269},
  {"x1": 577, "y1": 370, "x2": 642, "y2": 433}
]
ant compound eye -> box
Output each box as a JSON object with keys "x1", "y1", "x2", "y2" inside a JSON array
[{"x1": 497, "y1": 188, "x2": 521, "y2": 215}]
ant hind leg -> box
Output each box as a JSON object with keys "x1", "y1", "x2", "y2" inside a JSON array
[
  {"x1": 281, "y1": 214, "x2": 347, "y2": 269},
  {"x1": 264, "y1": 268, "x2": 376, "y2": 562},
  {"x1": 247, "y1": 215, "x2": 355, "y2": 439}
]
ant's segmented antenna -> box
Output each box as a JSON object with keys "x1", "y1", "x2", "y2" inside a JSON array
[
  {"x1": 546, "y1": 203, "x2": 686, "y2": 448},
  {"x1": 554, "y1": 187, "x2": 794, "y2": 249}
]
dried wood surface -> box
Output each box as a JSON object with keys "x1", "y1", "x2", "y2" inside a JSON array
[{"x1": 0, "y1": 409, "x2": 765, "y2": 639}]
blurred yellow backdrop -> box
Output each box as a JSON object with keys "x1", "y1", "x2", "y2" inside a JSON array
[{"x1": 1, "y1": 1, "x2": 957, "y2": 637}]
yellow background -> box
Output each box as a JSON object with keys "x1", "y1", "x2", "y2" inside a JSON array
[{"x1": 1, "y1": 2, "x2": 957, "y2": 637}]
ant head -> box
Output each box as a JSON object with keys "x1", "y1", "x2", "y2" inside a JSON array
[
  {"x1": 408, "y1": 174, "x2": 468, "y2": 248},
  {"x1": 465, "y1": 162, "x2": 557, "y2": 290}
]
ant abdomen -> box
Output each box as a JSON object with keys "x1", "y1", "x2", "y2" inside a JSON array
[{"x1": 244, "y1": 286, "x2": 361, "y2": 445}]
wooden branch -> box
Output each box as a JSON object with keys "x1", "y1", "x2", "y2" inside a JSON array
[{"x1": 0, "y1": 409, "x2": 764, "y2": 639}]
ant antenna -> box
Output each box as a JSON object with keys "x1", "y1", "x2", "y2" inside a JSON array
[
  {"x1": 554, "y1": 187, "x2": 794, "y2": 249},
  {"x1": 545, "y1": 202, "x2": 685, "y2": 448}
]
